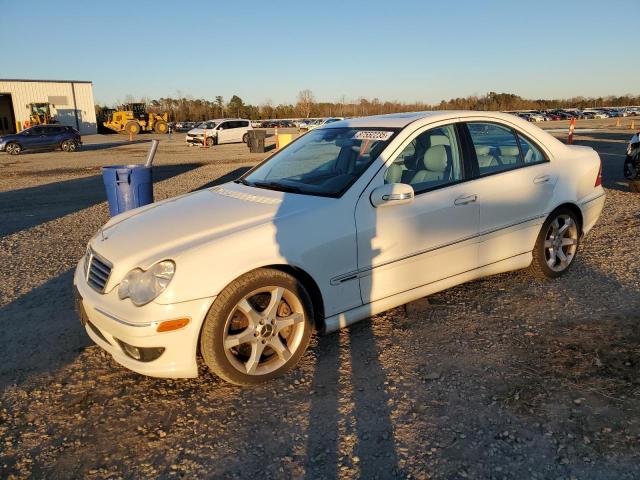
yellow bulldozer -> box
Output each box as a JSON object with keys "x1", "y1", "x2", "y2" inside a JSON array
[
  {"x1": 103, "y1": 103, "x2": 169, "y2": 135},
  {"x1": 28, "y1": 102, "x2": 56, "y2": 126}
]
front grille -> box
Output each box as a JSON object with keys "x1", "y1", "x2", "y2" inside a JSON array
[{"x1": 85, "y1": 249, "x2": 112, "y2": 293}]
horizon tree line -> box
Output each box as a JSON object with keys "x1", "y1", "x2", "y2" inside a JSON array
[{"x1": 95, "y1": 90, "x2": 640, "y2": 122}]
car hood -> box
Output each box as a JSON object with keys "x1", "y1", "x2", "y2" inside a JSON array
[
  {"x1": 0, "y1": 133, "x2": 21, "y2": 142},
  {"x1": 91, "y1": 183, "x2": 319, "y2": 271},
  {"x1": 187, "y1": 128, "x2": 209, "y2": 135}
]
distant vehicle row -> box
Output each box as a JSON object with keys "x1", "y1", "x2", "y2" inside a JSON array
[{"x1": 512, "y1": 107, "x2": 640, "y2": 122}]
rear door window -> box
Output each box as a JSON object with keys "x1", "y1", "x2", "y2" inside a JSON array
[
  {"x1": 517, "y1": 135, "x2": 546, "y2": 164},
  {"x1": 467, "y1": 122, "x2": 522, "y2": 175}
]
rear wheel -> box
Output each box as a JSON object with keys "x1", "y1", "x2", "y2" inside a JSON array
[
  {"x1": 5, "y1": 142, "x2": 21, "y2": 155},
  {"x1": 200, "y1": 268, "x2": 314, "y2": 385},
  {"x1": 61, "y1": 139, "x2": 77, "y2": 152},
  {"x1": 529, "y1": 208, "x2": 580, "y2": 278},
  {"x1": 242, "y1": 133, "x2": 249, "y2": 143},
  {"x1": 124, "y1": 122, "x2": 141, "y2": 135},
  {"x1": 154, "y1": 121, "x2": 168, "y2": 134}
]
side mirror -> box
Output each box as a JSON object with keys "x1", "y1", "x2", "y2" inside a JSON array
[{"x1": 370, "y1": 183, "x2": 414, "y2": 208}]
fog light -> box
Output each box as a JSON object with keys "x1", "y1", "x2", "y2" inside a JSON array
[
  {"x1": 115, "y1": 339, "x2": 165, "y2": 362},
  {"x1": 122, "y1": 342, "x2": 142, "y2": 360},
  {"x1": 157, "y1": 318, "x2": 190, "y2": 332}
]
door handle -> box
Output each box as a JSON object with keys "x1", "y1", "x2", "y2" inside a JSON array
[
  {"x1": 533, "y1": 174, "x2": 551, "y2": 184},
  {"x1": 454, "y1": 194, "x2": 478, "y2": 206}
]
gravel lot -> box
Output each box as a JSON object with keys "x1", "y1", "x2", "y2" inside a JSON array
[{"x1": 1, "y1": 120, "x2": 639, "y2": 479}]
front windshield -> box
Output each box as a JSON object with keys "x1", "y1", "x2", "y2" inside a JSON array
[
  {"x1": 242, "y1": 127, "x2": 397, "y2": 197},
  {"x1": 196, "y1": 121, "x2": 218, "y2": 129}
]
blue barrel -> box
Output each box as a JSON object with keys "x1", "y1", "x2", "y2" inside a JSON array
[{"x1": 101, "y1": 164, "x2": 154, "y2": 216}]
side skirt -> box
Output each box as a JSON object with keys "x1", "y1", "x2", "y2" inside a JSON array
[{"x1": 322, "y1": 251, "x2": 532, "y2": 334}]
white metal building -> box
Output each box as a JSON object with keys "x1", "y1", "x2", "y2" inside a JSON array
[{"x1": 0, "y1": 79, "x2": 97, "y2": 135}]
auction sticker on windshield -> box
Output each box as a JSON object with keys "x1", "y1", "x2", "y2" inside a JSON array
[{"x1": 354, "y1": 130, "x2": 394, "y2": 141}]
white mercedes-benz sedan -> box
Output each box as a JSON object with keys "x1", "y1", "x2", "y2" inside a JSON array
[{"x1": 74, "y1": 111, "x2": 605, "y2": 385}]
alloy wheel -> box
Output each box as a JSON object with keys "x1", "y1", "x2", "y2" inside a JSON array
[
  {"x1": 223, "y1": 286, "x2": 306, "y2": 376},
  {"x1": 544, "y1": 214, "x2": 578, "y2": 272},
  {"x1": 6, "y1": 143, "x2": 20, "y2": 155}
]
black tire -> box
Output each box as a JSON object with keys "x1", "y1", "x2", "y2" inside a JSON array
[
  {"x1": 200, "y1": 268, "x2": 314, "y2": 386},
  {"x1": 61, "y1": 139, "x2": 77, "y2": 152},
  {"x1": 529, "y1": 207, "x2": 580, "y2": 279},
  {"x1": 154, "y1": 121, "x2": 168, "y2": 134},
  {"x1": 5, "y1": 142, "x2": 21, "y2": 155},
  {"x1": 124, "y1": 122, "x2": 141, "y2": 135},
  {"x1": 242, "y1": 133, "x2": 249, "y2": 144},
  {"x1": 205, "y1": 136, "x2": 215, "y2": 147}
]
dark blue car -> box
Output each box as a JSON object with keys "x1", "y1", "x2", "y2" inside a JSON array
[{"x1": 0, "y1": 125, "x2": 82, "y2": 155}]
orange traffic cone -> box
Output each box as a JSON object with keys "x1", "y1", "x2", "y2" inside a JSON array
[
  {"x1": 202, "y1": 127, "x2": 209, "y2": 148},
  {"x1": 616, "y1": 117, "x2": 621, "y2": 127},
  {"x1": 567, "y1": 118, "x2": 576, "y2": 145},
  {"x1": 631, "y1": 120, "x2": 636, "y2": 130}
]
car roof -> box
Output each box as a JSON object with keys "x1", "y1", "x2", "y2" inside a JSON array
[{"x1": 332, "y1": 110, "x2": 529, "y2": 129}]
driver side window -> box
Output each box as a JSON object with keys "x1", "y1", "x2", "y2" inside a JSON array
[{"x1": 384, "y1": 124, "x2": 463, "y2": 193}]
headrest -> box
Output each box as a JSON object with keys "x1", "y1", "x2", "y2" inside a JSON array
[
  {"x1": 386, "y1": 164, "x2": 403, "y2": 183},
  {"x1": 429, "y1": 135, "x2": 450, "y2": 147},
  {"x1": 423, "y1": 145, "x2": 448, "y2": 172},
  {"x1": 475, "y1": 145, "x2": 491, "y2": 155},
  {"x1": 499, "y1": 146, "x2": 519, "y2": 156}
]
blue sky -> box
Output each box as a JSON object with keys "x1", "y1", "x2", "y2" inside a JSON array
[{"x1": 1, "y1": 0, "x2": 635, "y2": 106}]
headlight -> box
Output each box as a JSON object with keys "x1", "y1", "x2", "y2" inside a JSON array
[{"x1": 118, "y1": 260, "x2": 175, "y2": 306}]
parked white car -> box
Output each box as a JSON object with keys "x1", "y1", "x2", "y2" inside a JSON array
[
  {"x1": 186, "y1": 118, "x2": 252, "y2": 146},
  {"x1": 307, "y1": 117, "x2": 345, "y2": 131},
  {"x1": 75, "y1": 111, "x2": 605, "y2": 385},
  {"x1": 525, "y1": 112, "x2": 546, "y2": 122},
  {"x1": 583, "y1": 110, "x2": 608, "y2": 119}
]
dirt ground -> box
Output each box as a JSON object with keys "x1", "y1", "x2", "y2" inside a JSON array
[{"x1": 1, "y1": 119, "x2": 639, "y2": 479}]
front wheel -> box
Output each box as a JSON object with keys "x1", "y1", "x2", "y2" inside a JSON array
[
  {"x1": 205, "y1": 136, "x2": 216, "y2": 147},
  {"x1": 200, "y1": 269, "x2": 314, "y2": 385},
  {"x1": 5, "y1": 142, "x2": 21, "y2": 155},
  {"x1": 529, "y1": 208, "x2": 580, "y2": 278},
  {"x1": 61, "y1": 139, "x2": 77, "y2": 152},
  {"x1": 124, "y1": 122, "x2": 141, "y2": 135},
  {"x1": 154, "y1": 121, "x2": 168, "y2": 134}
]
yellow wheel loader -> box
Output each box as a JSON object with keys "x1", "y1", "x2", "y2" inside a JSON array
[
  {"x1": 28, "y1": 103, "x2": 56, "y2": 126},
  {"x1": 103, "y1": 103, "x2": 168, "y2": 134}
]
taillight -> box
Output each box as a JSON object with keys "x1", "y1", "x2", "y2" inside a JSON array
[{"x1": 595, "y1": 160, "x2": 602, "y2": 187}]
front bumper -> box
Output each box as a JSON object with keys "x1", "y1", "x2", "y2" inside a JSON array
[
  {"x1": 186, "y1": 135, "x2": 205, "y2": 145},
  {"x1": 73, "y1": 261, "x2": 214, "y2": 378}
]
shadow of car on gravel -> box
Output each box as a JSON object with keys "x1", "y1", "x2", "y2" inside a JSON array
[{"x1": 0, "y1": 162, "x2": 205, "y2": 238}]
